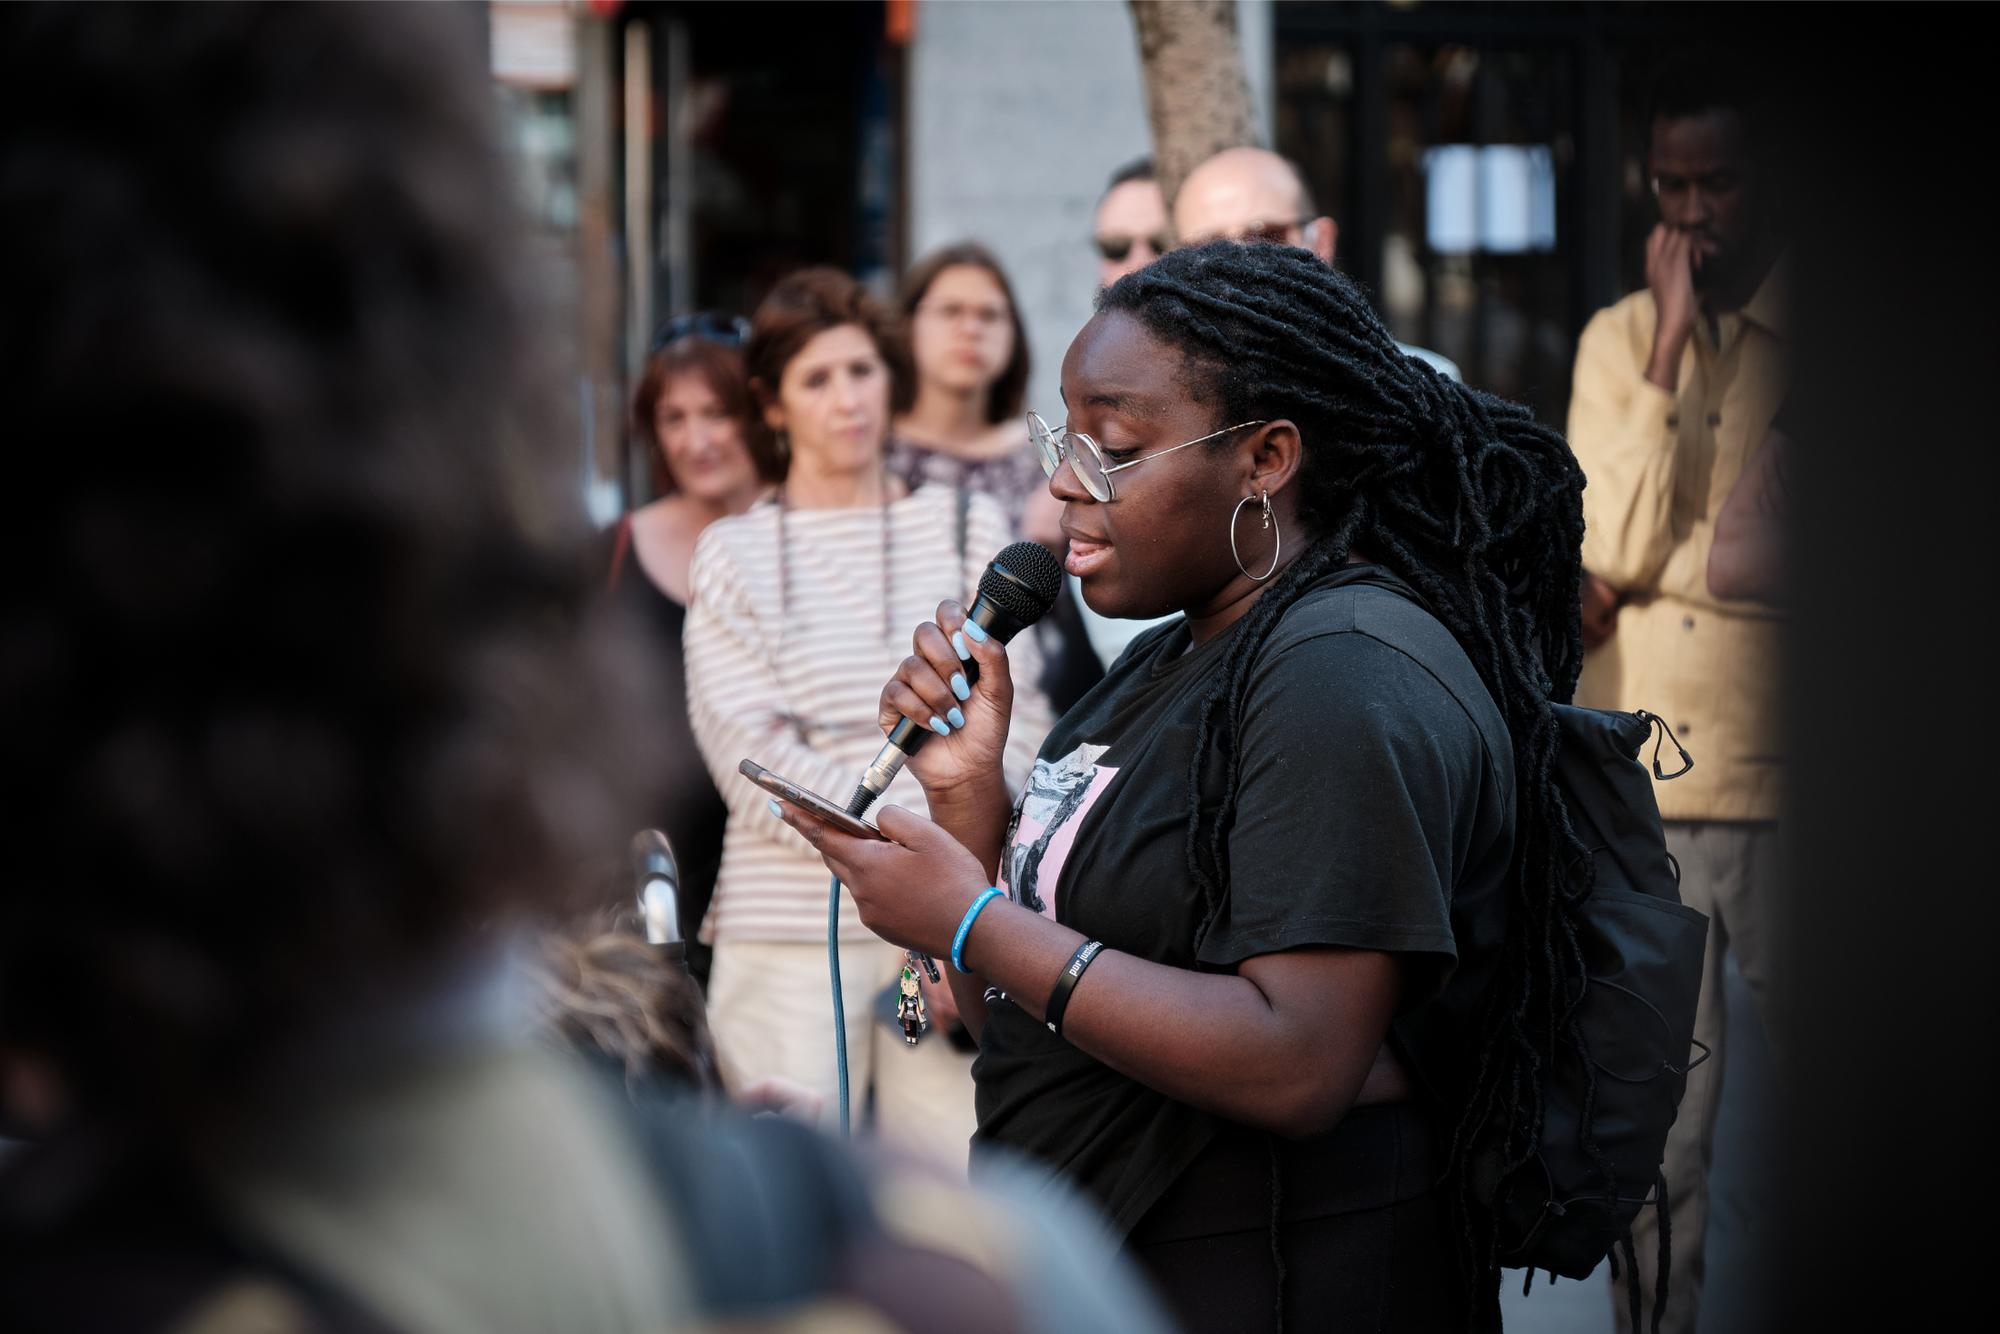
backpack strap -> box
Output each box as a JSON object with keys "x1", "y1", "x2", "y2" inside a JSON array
[{"x1": 1650, "y1": 1167, "x2": 1673, "y2": 1334}]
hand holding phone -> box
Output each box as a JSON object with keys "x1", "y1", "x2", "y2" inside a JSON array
[{"x1": 738, "y1": 759, "x2": 886, "y2": 840}]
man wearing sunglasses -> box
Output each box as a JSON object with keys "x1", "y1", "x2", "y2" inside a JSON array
[
  {"x1": 1173, "y1": 146, "x2": 1459, "y2": 382},
  {"x1": 1092, "y1": 157, "x2": 1170, "y2": 292},
  {"x1": 1073, "y1": 157, "x2": 1178, "y2": 666}
]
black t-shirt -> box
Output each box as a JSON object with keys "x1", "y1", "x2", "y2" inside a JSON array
[{"x1": 971, "y1": 565, "x2": 1515, "y2": 1235}]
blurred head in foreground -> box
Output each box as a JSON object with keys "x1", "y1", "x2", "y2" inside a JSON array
[
  {"x1": 0, "y1": 10, "x2": 1190, "y2": 1334},
  {"x1": 0, "y1": 0, "x2": 661, "y2": 1132},
  {"x1": 532, "y1": 924, "x2": 723, "y2": 1098}
]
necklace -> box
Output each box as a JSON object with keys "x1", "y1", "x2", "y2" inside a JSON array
[{"x1": 774, "y1": 467, "x2": 894, "y2": 649}]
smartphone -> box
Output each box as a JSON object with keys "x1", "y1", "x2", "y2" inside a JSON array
[{"x1": 738, "y1": 759, "x2": 885, "y2": 840}]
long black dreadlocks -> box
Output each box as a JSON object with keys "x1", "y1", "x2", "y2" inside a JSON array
[{"x1": 1100, "y1": 241, "x2": 1591, "y2": 1320}]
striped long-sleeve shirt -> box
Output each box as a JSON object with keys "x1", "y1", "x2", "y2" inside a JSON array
[{"x1": 685, "y1": 484, "x2": 1053, "y2": 943}]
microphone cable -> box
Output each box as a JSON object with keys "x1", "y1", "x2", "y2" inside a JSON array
[
  {"x1": 828, "y1": 867, "x2": 850, "y2": 1134},
  {"x1": 820, "y1": 540, "x2": 1064, "y2": 1135},
  {"x1": 828, "y1": 780, "x2": 885, "y2": 1136}
]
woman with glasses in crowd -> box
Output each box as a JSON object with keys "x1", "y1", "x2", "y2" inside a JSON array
[
  {"x1": 684, "y1": 267, "x2": 1052, "y2": 1169},
  {"x1": 609, "y1": 316, "x2": 777, "y2": 983},
  {"x1": 892, "y1": 242, "x2": 1104, "y2": 714}
]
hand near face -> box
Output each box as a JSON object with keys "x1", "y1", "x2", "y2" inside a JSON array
[
  {"x1": 771, "y1": 802, "x2": 989, "y2": 960},
  {"x1": 1645, "y1": 223, "x2": 1700, "y2": 389}
]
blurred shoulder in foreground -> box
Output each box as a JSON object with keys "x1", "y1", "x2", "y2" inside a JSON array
[{"x1": 0, "y1": 3, "x2": 1169, "y2": 1331}]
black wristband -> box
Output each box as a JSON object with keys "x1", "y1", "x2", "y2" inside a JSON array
[{"x1": 1044, "y1": 939, "x2": 1104, "y2": 1037}]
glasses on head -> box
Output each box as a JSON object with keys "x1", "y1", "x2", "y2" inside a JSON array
[
  {"x1": 648, "y1": 310, "x2": 751, "y2": 354},
  {"x1": 1182, "y1": 218, "x2": 1309, "y2": 249},
  {"x1": 1028, "y1": 411, "x2": 1266, "y2": 503},
  {"x1": 1094, "y1": 232, "x2": 1172, "y2": 263},
  {"x1": 915, "y1": 299, "x2": 1010, "y2": 330}
]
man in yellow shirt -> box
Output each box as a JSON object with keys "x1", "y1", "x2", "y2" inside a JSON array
[{"x1": 1567, "y1": 58, "x2": 1785, "y2": 1334}]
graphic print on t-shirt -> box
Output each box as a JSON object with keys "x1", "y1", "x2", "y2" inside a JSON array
[{"x1": 1001, "y1": 742, "x2": 1113, "y2": 919}]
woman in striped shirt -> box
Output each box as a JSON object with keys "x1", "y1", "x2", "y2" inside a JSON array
[{"x1": 685, "y1": 267, "x2": 1052, "y2": 1168}]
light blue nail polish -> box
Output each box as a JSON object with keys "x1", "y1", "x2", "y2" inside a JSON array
[
  {"x1": 767, "y1": 798, "x2": 784, "y2": 818},
  {"x1": 951, "y1": 672, "x2": 970, "y2": 701},
  {"x1": 929, "y1": 716, "x2": 950, "y2": 737},
  {"x1": 952, "y1": 631, "x2": 971, "y2": 661},
  {"x1": 948, "y1": 707, "x2": 965, "y2": 729},
  {"x1": 963, "y1": 620, "x2": 988, "y2": 643}
]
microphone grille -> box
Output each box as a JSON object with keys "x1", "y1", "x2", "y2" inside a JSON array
[{"x1": 977, "y1": 540, "x2": 1064, "y2": 622}]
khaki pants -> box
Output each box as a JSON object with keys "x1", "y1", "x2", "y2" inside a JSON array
[
  {"x1": 1612, "y1": 820, "x2": 1784, "y2": 1334},
  {"x1": 706, "y1": 938, "x2": 978, "y2": 1173}
]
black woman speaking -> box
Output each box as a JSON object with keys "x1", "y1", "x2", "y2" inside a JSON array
[{"x1": 773, "y1": 239, "x2": 1588, "y2": 1332}]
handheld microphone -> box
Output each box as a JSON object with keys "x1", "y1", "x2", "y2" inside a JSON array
[
  {"x1": 847, "y1": 540, "x2": 1064, "y2": 814},
  {"x1": 827, "y1": 542, "x2": 1062, "y2": 1128}
]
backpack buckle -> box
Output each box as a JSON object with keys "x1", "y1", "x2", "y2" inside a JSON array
[
  {"x1": 1635, "y1": 710, "x2": 1694, "y2": 780},
  {"x1": 1668, "y1": 1036, "x2": 1714, "y2": 1075}
]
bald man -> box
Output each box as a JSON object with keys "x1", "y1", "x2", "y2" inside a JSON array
[
  {"x1": 1175, "y1": 145, "x2": 1339, "y2": 262},
  {"x1": 1173, "y1": 146, "x2": 1460, "y2": 381}
]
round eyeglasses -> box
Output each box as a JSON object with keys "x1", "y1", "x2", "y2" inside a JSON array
[{"x1": 1029, "y1": 411, "x2": 1266, "y2": 503}]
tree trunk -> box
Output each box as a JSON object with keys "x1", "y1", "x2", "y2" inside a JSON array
[{"x1": 1127, "y1": 0, "x2": 1256, "y2": 231}]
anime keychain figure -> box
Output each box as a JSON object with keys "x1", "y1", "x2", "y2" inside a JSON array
[{"x1": 896, "y1": 955, "x2": 929, "y2": 1045}]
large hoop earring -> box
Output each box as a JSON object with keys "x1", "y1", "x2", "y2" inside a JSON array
[{"x1": 1230, "y1": 490, "x2": 1281, "y2": 582}]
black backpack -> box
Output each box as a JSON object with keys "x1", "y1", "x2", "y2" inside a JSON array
[
  {"x1": 1491, "y1": 703, "x2": 1708, "y2": 1328},
  {"x1": 1327, "y1": 570, "x2": 1709, "y2": 1325}
]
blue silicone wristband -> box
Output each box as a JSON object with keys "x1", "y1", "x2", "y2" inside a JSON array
[{"x1": 951, "y1": 887, "x2": 1003, "y2": 974}]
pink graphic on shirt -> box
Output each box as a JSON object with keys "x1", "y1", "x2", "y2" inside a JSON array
[{"x1": 1001, "y1": 742, "x2": 1115, "y2": 921}]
